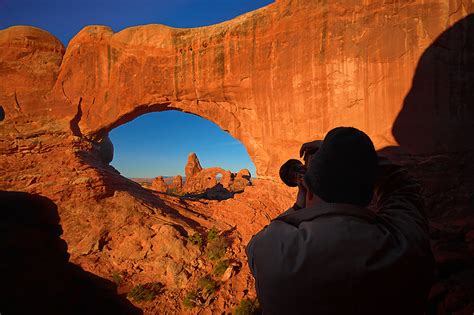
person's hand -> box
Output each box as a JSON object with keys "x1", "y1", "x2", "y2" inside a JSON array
[
  {"x1": 299, "y1": 140, "x2": 323, "y2": 163},
  {"x1": 294, "y1": 177, "x2": 307, "y2": 210}
]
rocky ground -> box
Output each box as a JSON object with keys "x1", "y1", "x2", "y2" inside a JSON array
[
  {"x1": 1, "y1": 126, "x2": 473, "y2": 314},
  {"x1": 67, "y1": 179, "x2": 294, "y2": 314},
  {"x1": 0, "y1": 128, "x2": 294, "y2": 313}
]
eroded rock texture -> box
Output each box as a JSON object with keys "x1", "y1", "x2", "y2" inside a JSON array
[{"x1": 1, "y1": 1, "x2": 474, "y2": 314}]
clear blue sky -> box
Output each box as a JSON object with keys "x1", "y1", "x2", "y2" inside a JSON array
[{"x1": 0, "y1": 0, "x2": 273, "y2": 177}]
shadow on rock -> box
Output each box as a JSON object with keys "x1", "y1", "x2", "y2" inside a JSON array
[
  {"x1": 0, "y1": 191, "x2": 142, "y2": 315},
  {"x1": 386, "y1": 14, "x2": 474, "y2": 315},
  {"x1": 393, "y1": 14, "x2": 474, "y2": 155},
  {"x1": 183, "y1": 184, "x2": 238, "y2": 201}
]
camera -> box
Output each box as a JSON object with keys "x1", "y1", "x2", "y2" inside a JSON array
[{"x1": 279, "y1": 153, "x2": 313, "y2": 187}]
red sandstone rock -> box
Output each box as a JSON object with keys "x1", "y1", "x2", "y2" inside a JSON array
[
  {"x1": 183, "y1": 167, "x2": 224, "y2": 194},
  {"x1": 168, "y1": 175, "x2": 183, "y2": 193},
  {"x1": 185, "y1": 153, "x2": 202, "y2": 180},
  {"x1": 151, "y1": 176, "x2": 168, "y2": 192},
  {"x1": 182, "y1": 153, "x2": 251, "y2": 196},
  {"x1": 220, "y1": 171, "x2": 233, "y2": 189},
  {"x1": 1, "y1": 2, "x2": 473, "y2": 178},
  {"x1": 232, "y1": 169, "x2": 252, "y2": 192},
  {"x1": 1, "y1": 1, "x2": 474, "y2": 314},
  {"x1": 236, "y1": 169, "x2": 251, "y2": 180}
]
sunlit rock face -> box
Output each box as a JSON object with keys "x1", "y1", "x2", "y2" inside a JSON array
[
  {"x1": 1, "y1": 1, "x2": 472, "y2": 180},
  {"x1": 0, "y1": 1, "x2": 473, "y2": 314},
  {"x1": 151, "y1": 176, "x2": 168, "y2": 192},
  {"x1": 169, "y1": 175, "x2": 183, "y2": 192},
  {"x1": 185, "y1": 153, "x2": 203, "y2": 180}
]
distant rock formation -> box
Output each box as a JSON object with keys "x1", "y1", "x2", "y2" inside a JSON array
[
  {"x1": 149, "y1": 153, "x2": 252, "y2": 199},
  {"x1": 168, "y1": 175, "x2": 183, "y2": 192},
  {"x1": 233, "y1": 169, "x2": 252, "y2": 193},
  {"x1": 151, "y1": 176, "x2": 168, "y2": 192},
  {"x1": 183, "y1": 167, "x2": 227, "y2": 194},
  {"x1": 182, "y1": 153, "x2": 251, "y2": 198},
  {"x1": 185, "y1": 153, "x2": 202, "y2": 179}
]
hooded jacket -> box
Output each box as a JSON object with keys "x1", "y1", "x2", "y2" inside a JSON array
[{"x1": 246, "y1": 159, "x2": 434, "y2": 315}]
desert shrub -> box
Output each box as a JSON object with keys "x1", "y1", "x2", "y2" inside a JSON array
[
  {"x1": 128, "y1": 282, "x2": 164, "y2": 302},
  {"x1": 233, "y1": 298, "x2": 261, "y2": 315},
  {"x1": 197, "y1": 276, "x2": 218, "y2": 296},
  {"x1": 111, "y1": 271, "x2": 123, "y2": 285},
  {"x1": 183, "y1": 290, "x2": 200, "y2": 309},
  {"x1": 188, "y1": 232, "x2": 203, "y2": 247},
  {"x1": 213, "y1": 260, "x2": 229, "y2": 277},
  {"x1": 207, "y1": 227, "x2": 219, "y2": 241},
  {"x1": 206, "y1": 236, "x2": 227, "y2": 261}
]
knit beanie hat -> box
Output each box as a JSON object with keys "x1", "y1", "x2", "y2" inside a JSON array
[{"x1": 304, "y1": 127, "x2": 378, "y2": 206}]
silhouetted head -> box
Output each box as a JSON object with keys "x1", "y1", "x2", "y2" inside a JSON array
[{"x1": 304, "y1": 127, "x2": 378, "y2": 206}]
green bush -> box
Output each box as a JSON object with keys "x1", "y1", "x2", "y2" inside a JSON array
[
  {"x1": 183, "y1": 290, "x2": 200, "y2": 309},
  {"x1": 198, "y1": 275, "x2": 219, "y2": 296},
  {"x1": 233, "y1": 298, "x2": 261, "y2": 315},
  {"x1": 213, "y1": 260, "x2": 229, "y2": 277},
  {"x1": 207, "y1": 227, "x2": 219, "y2": 241},
  {"x1": 111, "y1": 271, "x2": 123, "y2": 285},
  {"x1": 128, "y1": 282, "x2": 164, "y2": 302},
  {"x1": 206, "y1": 236, "x2": 227, "y2": 261},
  {"x1": 188, "y1": 232, "x2": 203, "y2": 247}
]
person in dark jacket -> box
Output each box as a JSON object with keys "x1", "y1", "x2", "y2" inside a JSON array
[{"x1": 246, "y1": 127, "x2": 434, "y2": 315}]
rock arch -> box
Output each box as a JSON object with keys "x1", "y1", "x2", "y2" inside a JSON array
[{"x1": 1, "y1": 1, "x2": 473, "y2": 186}]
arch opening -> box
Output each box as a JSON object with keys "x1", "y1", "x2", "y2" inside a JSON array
[{"x1": 108, "y1": 110, "x2": 256, "y2": 200}]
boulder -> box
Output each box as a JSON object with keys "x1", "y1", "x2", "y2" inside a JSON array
[{"x1": 97, "y1": 135, "x2": 114, "y2": 164}]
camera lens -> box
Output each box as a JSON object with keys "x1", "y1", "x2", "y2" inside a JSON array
[{"x1": 279, "y1": 159, "x2": 304, "y2": 187}]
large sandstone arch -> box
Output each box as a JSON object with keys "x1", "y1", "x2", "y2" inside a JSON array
[
  {"x1": 1, "y1": 0, "x2": 473, "y2": 183},
  {"x1": 2, "y1": 2, "x2": 474, "y2": 313}
]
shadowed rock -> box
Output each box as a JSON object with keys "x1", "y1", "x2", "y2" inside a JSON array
[
  {"x1": 97, "y1": 135, "x2": 114, "y2": 164},
  {"x1": 0, "y1": 191, "x2": 142, "y2": 315}
]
